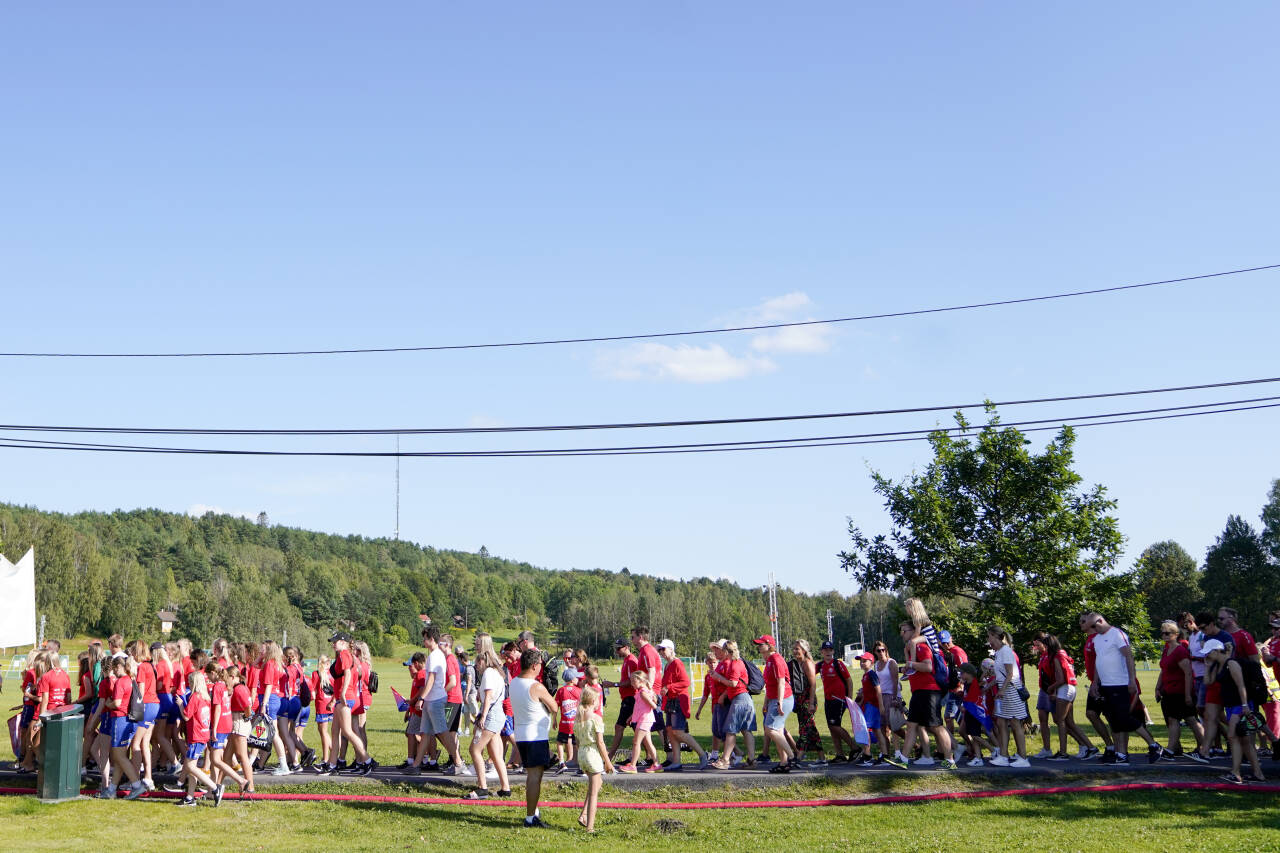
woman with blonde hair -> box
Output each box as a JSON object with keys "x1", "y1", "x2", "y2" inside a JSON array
[
  {"x1": 16, "y1": 648, "x2": 42, "y2": 773},
  {"x1": 310, "y1": 653, "x2": 335, "y2": 773},
  {"x1": 708, "y1": 640, "x2": 756, "y2": 769},
  {"x1": 789, "y1": 639, "x2": 822, "y2": 764},
  {"x1": 257, "y1": 640, "x2": 295, "y2": 774},
  {"x1": 126, "y1": 640, "x2": 161, "y2": 790},
  {"x1": 465, "y1": 632, "x2": 512, "y2": 799}
]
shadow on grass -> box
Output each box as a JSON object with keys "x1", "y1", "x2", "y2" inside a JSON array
[
  {"x1": 335, "y1": 799, "x2": 572, "y2": 833},
  {"x1": 958, "y1": 789, "x2": 1279, "y2": 833}
]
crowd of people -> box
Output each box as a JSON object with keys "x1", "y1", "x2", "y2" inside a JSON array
[{"x1": 9, "y1": 600, "x2": 1279, "y2": 827}]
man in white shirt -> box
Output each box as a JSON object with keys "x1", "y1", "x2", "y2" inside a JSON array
[
  {"x1": 1085, "y1": 613, "x2": 1165, "y2": 765},
  {"x1": 408, "y1": 626, "x2": 462, "y2": 773}
]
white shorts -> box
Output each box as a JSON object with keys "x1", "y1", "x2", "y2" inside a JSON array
[{"x1": 1055, "y1": 684, "x2": 1077, "y2": 703}]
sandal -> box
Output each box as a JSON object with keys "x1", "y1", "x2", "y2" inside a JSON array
[
  {"x1": 768, "y1": 763, "x2": 792, "y2": 774},
  {"x1": 464, "y1": 788, "x2": 491, "y2": 800}
]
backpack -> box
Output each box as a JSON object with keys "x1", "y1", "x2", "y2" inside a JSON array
[
  {"x1": 787, "y1": 657, "x2": 809, "y2": 698},
  {"x1": 1240, "y1": 658, "x2": 1269, "y2": 707},
  {"x1": 944, "y1": 649, "x2": 961, "y2": 692},
  {"x1": 126, "y1": 679, "x2": 145, "y2": 723},
  {"x1": 930, "y1": 647, "x2": 950, "y2": 692},
  {"x1": 297, "y1": 675, "x2": 313, "y2": 707},
  {"x1": 540, "y1": 652, "x2": 562, "y2": 692},
  {"x1": 368, "y1": 670, "x2": 379, "y2": 694},
  {"x1": 744, "y1": 659, "x2": 765, "y2": 695}
]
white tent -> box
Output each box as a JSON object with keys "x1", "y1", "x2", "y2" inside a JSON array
[{"x1": 0, "y1": 548, "x2": 36, "y2": 647}]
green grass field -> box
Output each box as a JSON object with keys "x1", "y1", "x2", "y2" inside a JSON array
[{"x1": 1, "y1": 788, "x2": 1275, "y2": 852}]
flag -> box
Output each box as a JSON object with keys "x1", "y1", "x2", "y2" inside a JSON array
[
  {"x1": 0, "y1": 549, "x2": 36, "y2": 647},
  {"x1": 391, "y1": 687, "x2": 409, "y2": 713},
  {"x1": 964, "y1": 700, "x2": 994, "y2": 733},
  {"x1": 844, "y1": 697, "x2": 871, "y2": 746}
]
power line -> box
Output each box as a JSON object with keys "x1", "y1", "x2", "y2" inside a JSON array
[
  {"x1": 2, "y1": 374, "x2": 1278, "y2": 436},
  {"x1": 2, "y1": 263, "x2": 1275, "y2": 359},
  {"x1": 0, "y1": 397, "x2": 1273, "y2": 458}
]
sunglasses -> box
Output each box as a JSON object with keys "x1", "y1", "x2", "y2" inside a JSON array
[{"x1": 1160, "y1": 631, "x2": 1177, "y2": 636}]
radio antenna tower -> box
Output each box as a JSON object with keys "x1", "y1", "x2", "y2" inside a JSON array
[{"x1": 394, "y1": 434, "x2": 400, "y2": 540}]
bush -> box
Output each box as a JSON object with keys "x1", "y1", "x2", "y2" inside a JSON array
[{"x1": 389, "y1": 624, "x2": 410, "y2": 644}]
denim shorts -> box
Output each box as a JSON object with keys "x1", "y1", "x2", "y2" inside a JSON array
[
  {"x1": 423, "y1": 699, "x2": 449, "y2": 735},
  {"x1": 711, "y1": 704, "x2": 727, "y2": 740},
  {"x1": 663, "y1": 698, "x2": 688, "y2": 732},
  {"x1": 724, "y1": 694, "x2": 757, "y2": 734},
  {"x1": 1036, "y1": 691, "x2": 1054, "y2": 713},
  {"x1": 260, "y1": 693, "x2": 282, "y2": 722},
  {"x1": 763, "y1": 695, "x2": 794, "y2": 732}
]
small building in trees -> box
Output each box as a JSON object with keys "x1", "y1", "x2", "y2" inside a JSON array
[{"x1": 157, "y1": 610, "x2": 177, "y2": 635}]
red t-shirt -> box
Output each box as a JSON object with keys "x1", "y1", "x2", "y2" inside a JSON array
[
  {"x1": 108, "y1": 676, "x2": 133, "y2": 718},
  {"x1": 1055, "y1": 650, "x2": 1077, "y2": 686},
  {"x1": 185, "y1": 692, "x2": 211, "y2": 744},
  {"x1": 281, "y1": 662, "x2": 303, "y2": 698},
  {"x1": 945, "y1": 645, "x2": 969, "y2": 693},
  {"x1": 704, "y1": 671, "x2": 719, "y2": 703},
  {"x1": 1083, "y1": 636, "x2": 1097, "y2": 682},
  {"x1": 722, "y1": 659, "x2": 748, "y2": 699},
  {"x1": 860, "y1": 668, "x2": 880, "y2": 711},
  {"x1": 155, "y1": 660, "x2": 174, "y2": 695},
  {"x1": 246, "y1": 664, "x2": 261, "y2": 696},
  {"x1": 819, "y1": 659, "x2": 851, "y2": 701},
  {"x1": 963, "y1": 677, "x2": 984, "y2": 708},
  {"x1": 259, "y1": 661, "x2": 282, "y2": 697},
  {"x1": 409, "y1": 669, "x2": 426, "y2": 716},
  {"x1": 179, "y1": 656, "x2": 194, "y2": 691},
  {"x1": 21, "y1": 669, "x2": 37, "y2": 706},
  {"x1": 763, "y1": 652, "x2": 793, "y2": 701},
  {"x1": 1159, "y1": 641, "x2": 1190, "y2": 695},
  {"x1": 1232, "y1": 629, "x2": 1259, "y2": 660},
  {"x1": 907, "y1": 641, "x2": 939, "y2": 692},
  {"x1": 502, "y1": 658, "x2": 520, "y2": 716},
  {"x1": 358, "y1": 660, "x2": 373, "y2": 708},
  {"x1": 661, "y1": 658, "x2": 690, "y2": 698},
  {"x1": 332, "y1": 650, "x2": 359, "y2": 701},
  {"x1": 312, "y1": 672, "x2": 334, "y2": 715},
  {"x1": 555, "y1": 684, "x2": 581, "y2": 735},
  {"x1": 37, "y1": 669, "x2": 71, "y2": 708},
  {"x1": 618, "y1": 654, "x2": 639, "y2": 698},
  {"x1": 211, "y1": 681, "x2": 233, "y2": 734},
  {"x1": 231, "y1": 683, "x2": 253, "y2": 714},
  {"x1": 77, "y1": 671, "x2": 92, "y2": 703},
  {"x1": 97, "y1": 673, "x2": 114, "y2": 706},
  {"x1": 1269, "y1": 637, "x2": 1280, "y2": 684},
  {"x1": 636, "y1": 644, "x2": 662, "y2": 687},
  {"x1": 445, "y1": 655, "x2": 462, "y2": 704},
  {"x1": 137, "y1": 662, "x2": 159, "y2": 704}
]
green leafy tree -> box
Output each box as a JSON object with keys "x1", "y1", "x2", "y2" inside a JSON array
[
  {"x1": 1201, "y1": 514, "x2": 1279, "y2": 634},
  {"x1": 1133, "y1": 541, "x2": 1201, "y2": 632},
  {"x1": 1261, "y1": 478, "x2": 1280, "y2": 563},
  {"x1": 839, "y1": 408, "x2": 1145, "y2": 651}
]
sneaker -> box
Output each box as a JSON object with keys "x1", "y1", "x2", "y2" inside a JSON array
[
  {"x1": 617, "y1": 763, "x2": 638, "y2": 773},
  {"x1": 1032, "y1": 749, "x2": 1053, "y2": 759},
  {"x1": 665, "y1": 763, "x2": 684, "y2": 772},
  {"x1": 97, "y1": 786, "x2": 118, "y2": 800},
  {"x1": 858, "y1": 758, "x2": 877, "y2": 767},
  {"x1": 176, "y1": 796, "x2": 198, "y2": 808},
  {"x1": 124, "y1": 781, "x2": 147, "y2": 800},
  {"x1": 314, "y1": 764, "x2": 334, "y2": 776},
  {"x1": 161, "y1": 781, "x2": 186, "y2": 793},
  {"x1": 301, "y1": 748, "x2": 317, "y2": 767},
  {"x1": 485, "y1": 764, "x2": 499, "y2": 780},
  {"x1": 1147, "y1": 745, "x2": 1162, "y2": 765},
  {"x1": 442, "y1": 764, "x2": 461, "y2": 776},
  {"x1": 939, "y1": 759, "x2": 957, "y2": 770},
  {"x1": 729, "y1": 754, "x2": 743, "y2": 768},
  {"x1": 1159, "y1": 748, "x2": 1177, "y2": 762},
  {"x1": 402, "y1": 763, "x2": 422, "y2": 775},
  {"x1": 953, "y1": 745, "x2": 966, "y2": 762},
  {"x1": 1100, "y1": 750, "x2": 1117, "y2": 765},
  {"x1": 967, "y1": 757, "x2": 985, "y2": 767},
  {"x1": 988, "y1": 755, "x2": 1011, "y2": 767},
  {"x1": 660, "y1": 758, "x2": 673, "y2": 768},
  {"x1": 272, "y1": 764, "x2": 293, "y2": 776},
  {"x1": 212, "y1": 784, "x2": 224, "y2": 807},
  {"x1": 496, "y1": 789, "x2": 513, "y2": 798},
  {"x1": 882, "y1": 753, "x2": 907, "y2": 769},
  {"x1": 334, "y1": 760, "x2": 348, "y2": 771},
  {"x1": 1010, "y1": 757, "x2": 1031, "y2": 768},
  {"x1": 636, "y1": 758, "x2": 653, "y2": 769},
  {"x1": 696, "y1": 754, "x2": 710, "y2": 771},
  {"x1": 1080, "y1": 746, "x2": 1100, "y2": 760},
  {"x1": 142, "y1": 779, "x2": 156, "y2": 791},
  {"x1": 1114, "y1": 753, "x2": 1130, "y2": 766},
  {"x1": 642, "y1": 763, "x2": 663, "y2": 773},
  {"x1": 523, "y1": 816, "x2": 547, "y2": 828},
  {"x1": 1187, "y1": 751, "x2": 1211, "y2": 764},
  {"x1": 829, "y1": 754, "x2": 848, "y2": 764},
  {"x1": 808, "y1": 757, "x2": 828, "y2": 767},
  {"x1": 912, "y1": 755, "x2": 935, "y2": 766},
  {"x1": 359, "y1": 760, "x2": 379, "y2": 776},
  {"x1": 1049, "y1": 752, "x2": 1071, "y2": 761}
]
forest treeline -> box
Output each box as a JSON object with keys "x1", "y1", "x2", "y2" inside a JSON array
[{"x1": 0, "y1": 503, "x2": 897, "y2": 658}]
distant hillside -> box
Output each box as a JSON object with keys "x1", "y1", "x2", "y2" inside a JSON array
[{"x1": 0, "y1": 503, "x2": 889, "y2": 657}]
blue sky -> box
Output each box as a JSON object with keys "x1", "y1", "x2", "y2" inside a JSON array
[{"x1": 3, "y1": 4, "x2": 1277, "y2": 593}]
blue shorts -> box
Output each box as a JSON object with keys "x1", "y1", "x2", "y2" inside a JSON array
[
  {"x1": 19, "y1": 705, "x2": 36, "y2": 728},
  {"x1": 211, "y1": 733, "x2": 229, "y2": 750},
  {"x1": 98, "y1": 712, "x2": 114, "y2": 736},
  {"x1": 943, "y1": 692, "x2": 963, "y2": 720},
  {"x1": 110, "y1": 716, "x2": 135, "y2": 749},
  {"x1": 158, "y1": 693, "x2": 180, "y2": 723},
  {"x1": 863, "y1": 703, "x2": 882, "y2": 731},
  {"x1": 295, "y1": 705, "x2": 310, "y2": 728},
  {"x1": 423, "y1": 699, "x2": 449, "y2": 735},
  {"x1": 344, "y1": 699, "x2": 355, "y2": 710},
  {"x1": 186, "y1": 742, "x2": 207, "y2": 761},
  {"x1": 503, "y1": 714, "x2": 515, "y2": 738},
  {"x1": 711, "y1": 704, "x2": 727, "y2": 740},
  {"x1": 663, "y1": 699, "x2": 689, "y2": 732},
  {"x1": 137, "y1": 702, "x2": 160, "y2": 729},
  {"x1": 725, "y1": 694, "x2": 757, "y2": 734},
  {"x1": 260, "y1": 694, "x2": 282, "y2": 722},
  {"x1": 282, "y1": 696, "x2": 302, "y2": 721},
  {"x1": 315, "y1": 712, "x2": 333, "y2": 725},
  {"x1": 764, "y1": 696, "x2": 794, "y2": 732},
  {"x1": 1036, "y1": 691, "x2": 1054, "y2": 713}
]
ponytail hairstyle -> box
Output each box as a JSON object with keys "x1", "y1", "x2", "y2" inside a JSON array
[
  {"x1": 317, "y1": 654, "x2": 332, "y2": 689},
  {"x1": 1043, "y1": 633, "x2": 1065, "y2": 659},
  {"x1": 211, "y1": 638, "x2": 229, "y2": 661},
  {"x1": 723, "y1": 640, "x2": 742, "y2": 661},
  {"x1": 985, "y1": 625, "x2": 1012, "y2": 647}
]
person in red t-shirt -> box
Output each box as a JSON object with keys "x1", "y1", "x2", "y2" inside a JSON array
[
  {"x1": 30, "y1": 650, "x2": 71, "y2": 771},
  {"x1": 101, "y1": 655, "x2": 145, "y2": 800},
  {"x1": 817, "y1": 641, "x2": 856, "y2": 762},
  {"x1": 605, "y1": 638, "x2": 641, "y2": 760},
  {"x1": 553, "y1": 669, "x2": 582, "y2": 768},
  {"x1": 226, "y1": 664, "x2": 257, "y2": 798},
  {"x1": 317, "y1": 633, "x2": 372, "y2": 774},
  {"x1": 657, "y1": 639, "x2": 708, "y2": 770},
  {"x1": 500, "y1": 642, "x2": 523, "y2": 770},
  {"x1": 754, "y1": 635, "x2": 795, "y2": 772},
  {"x1": 206, "y1": 663, "x2": 247, "y2": 795},
  {"x1": 1263, "y1": 614, "x2": 1280, "y2": 744},
  {"x1": 895, "y1": 620, "x2": 954, "y2": 767},
  {"x1": 16, "y1": 650, "x2": 39, "y2": 773},
  {"x1": 707, "y1": 641, "x2": 756, "y2": 770},
  {"x1": 693, "y1": 642, "x2": 725, "y2": 758},
  {"x1": 125, "y1": 640, "x2": 162, "y2": 789},
  {"x1": 176, "y1": 664, "x2": 225, "y2": 807},
  {"x1": 1153, "y1": 621, "x2": 1204, "y2": 757}
]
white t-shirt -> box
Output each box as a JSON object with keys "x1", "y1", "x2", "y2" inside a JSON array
[
  {"x1": 425, "y1": 648, "x2": 448, "y2": 702},
  {"x1": 993, "y1": 645, "x2": 1021, "y2": 686},
  {"x1": 479, "y1": 666, "x2": 505, "y2": 708},
  {"x1": 1186, "y1": 631, "x2": 1206, "y2": 679},
  {"x1": 1091, "y1": 627, "x2": 1131, "y2": 687}
]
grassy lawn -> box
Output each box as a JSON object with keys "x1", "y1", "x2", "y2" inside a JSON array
[{"x1": 0, "y1": 789, "x2": 1275, "y2": 852}]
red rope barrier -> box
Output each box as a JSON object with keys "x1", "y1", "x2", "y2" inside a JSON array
[{"x1": 1, "y1": 780, "x2": 1274, "y2": 808}]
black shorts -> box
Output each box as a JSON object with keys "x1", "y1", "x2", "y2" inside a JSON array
[
  {"x1": 516, "y1": 739, "x2": 552, "y2": 769},
  {"x1": 908, "y1": 690, "x2": 944, "y2": 728},
  {"x1": 824, "y1": 698, "x2": 846, "y2": 728},
  {"x1": 445, "y1": 702, "x2": 462, "y2": 733},
  {"x1": 1085, "y1": 691, "x2": 1106, "y2": 716},
  {"x1": 1160, "y1": 693, "x2": 1196, "y2": 722},
  {"x1": 962, "y1": 711, "x2": 985, "y2": 739},
  {"x1": 616, "y1": 695, "x2": 636, "y2": 729},
  {"x1": 555, "y1": 731, "x2": 576, "y2": 745},
  {"x1": 1100, "y1": 685, "x2": 1142, "y2": 733}
]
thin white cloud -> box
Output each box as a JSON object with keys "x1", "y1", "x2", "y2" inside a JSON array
[
  {"x1": 744, "y1": 291, "x2": 812, "y2": 324},
  {"x1": 596, "y1": 343, "x2": 776, "y2": 384},
  {"x1": 750, "y1": 323, "x2": 833, "y2": 354}
]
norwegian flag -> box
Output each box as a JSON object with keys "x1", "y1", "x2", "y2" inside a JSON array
[
  {"x1": 391, "y1": 687, "x2": 409, "y2": 713},
  {"x1": 844, "y1": 697, "x2": 872, "y2": 746}
]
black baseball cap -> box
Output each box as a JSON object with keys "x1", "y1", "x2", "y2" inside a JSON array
[
  {"x1": 328, "y1": 631, "x2": 352, "y2": 644},
  {"x1": 819, "y1": 641, "x2": 835, "y2": 651},
  {"x1": 614, "y1": 637, "x2": 630, "y2": 648}
]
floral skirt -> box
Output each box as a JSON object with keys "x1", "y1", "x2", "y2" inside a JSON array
[{"x1": 794, "y1": 693, "x2": 822, "y2": 752}]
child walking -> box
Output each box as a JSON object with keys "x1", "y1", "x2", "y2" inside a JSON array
[
  {"x1": 616, "y1": 671, "x2": 661, "y2": 773},
  {"x1": 574, "y1": 687, "x2": 614, "y2": 832}
]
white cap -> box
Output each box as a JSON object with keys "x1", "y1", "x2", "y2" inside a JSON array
[
  {"x1": 657, "y1": 639, "x2": 675, "y2": 652},
  {"x1": 1201, "y1": 638, "x2": 1226, "y2": 654},
  {"x1": 709, "y1": 638, "x2": 727, "y2": 649}
]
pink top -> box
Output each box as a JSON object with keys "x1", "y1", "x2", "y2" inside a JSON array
[{"x1": 630, "y1": 687, "x2": 655, "y2": 726}]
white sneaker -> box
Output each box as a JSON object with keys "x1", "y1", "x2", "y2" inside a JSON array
[
  {"x1": 912, "y1": 755, "x2": 936, "y2": 766},
  {"x1": 989, "y1": 755, "x2": 1010, "y2": 767},
  {"x1": 1010, "y1": 757, "x2": 1031, "y2": 768},
  {"x1": 967, "y1": 757, "x2": 985, "y2": 767},
  {"x1": 272, "y1": 765, "x2": 293, "y2": 776},
  {"x1": 954, "y1": 745, "x2": 967, "y2": 762},
  {"x1": 1032, "y1": 749, "x2": 1053, "y2": 759},
  {"x1": 730, "y1": 754, "x2": 743, "y2": 768}
]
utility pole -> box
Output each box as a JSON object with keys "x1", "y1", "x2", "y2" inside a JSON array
[
  {"x1": 826, "y1": 609, "x2": 834, "y2": 644},
  {"x1": 38, "y1": 614, "x2": 46, "y2": 648},
  {"x1": 766, "y1": 574, "x2": 779, "y2": 647}
]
